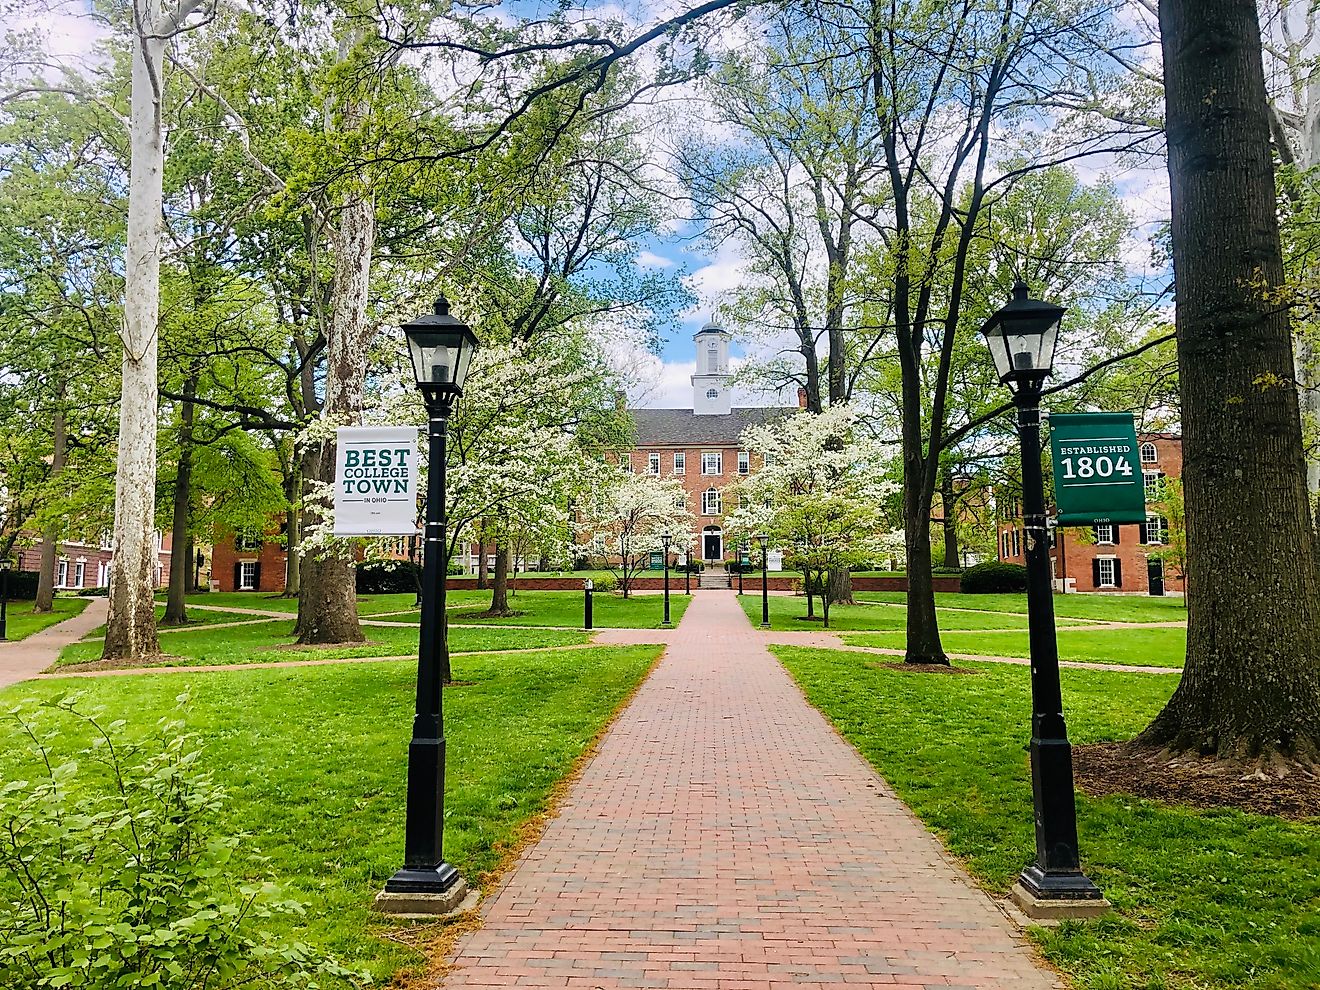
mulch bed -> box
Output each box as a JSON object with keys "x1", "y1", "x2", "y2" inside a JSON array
[
  {"x1": 867, "y1": 661, "x2": 977, "y2": 675},
  {"x1": 1075, "y1": 742, "x2": 1320, "y2": 820}
]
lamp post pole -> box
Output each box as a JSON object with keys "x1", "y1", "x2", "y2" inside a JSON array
[
  {"x1": 685, "y1": 551, "x2": 691, "y2": 595},
  {"x1": 661, "y1": 534, "x2": 673, "y2": 627},
  {"x1": 737, "y1": 541, "x2": 745, "y2": 595},
  {"x1": 979, "y1": 282, "x2": 1105, "y2": 916},
  {"x1": 757, "y1": 535, "x2": 770, "y2": 628},
  {"x1": 0, "y1": 559, "x2": 9, "y2": 641},
  {"x1": 381, "y1": 296, "x2": 478, "y2": 914},
  {"x1": 584, "y1": 578, "x2": 593, "y2": 630}
]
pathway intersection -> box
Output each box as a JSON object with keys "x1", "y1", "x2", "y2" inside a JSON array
[{"x1": 438, "y1": 590, "x2": 1062, "y2": 990}]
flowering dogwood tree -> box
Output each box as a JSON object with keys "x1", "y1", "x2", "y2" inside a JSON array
[
  {"x1": 725, "y1": 406, "x2": 901, "y2": 628},
  {"x1": 575, "y1": 473, "x2": 695, "y2": 598}
]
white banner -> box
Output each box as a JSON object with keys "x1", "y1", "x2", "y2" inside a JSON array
[{"x1": 333, "y1": 427, "x2": 420, "y2": 536}]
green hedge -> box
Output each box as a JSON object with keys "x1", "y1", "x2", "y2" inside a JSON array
[{"x1": 960, "y1": 561, "x2": 1028, "y2": 593}]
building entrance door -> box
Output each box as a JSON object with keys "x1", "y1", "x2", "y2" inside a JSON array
[
  {"x1": 703, "y1": 527, "x2": 722, "y2": 561},
  {"x1": 1147, "y1": 558, "x2": 1165, "y2": 596}
]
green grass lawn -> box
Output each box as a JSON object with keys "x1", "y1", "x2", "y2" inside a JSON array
[
  {"x1": 860, "y1": 590, "x2": 1188, "y2": 623},
  {"x1": 57, "y1": 618, "x2": 589, "y2": 668},
  {"x1": 436, "y1": 589, "x2": 689, "y2": 628},
  {"x1": 737, "y1": 592, "x2": 1031, "y2": 632},
  {"x1": 773, "y1": 646, "x2": 1320, "y2": 989},
  {"x1": 82, "y1": 605, "x2": 272, "y2": 639},
  {"x1": 2, "y1": 596, "x2": 89, "y2": 640},
  {"x1": 0, "y1": 644, "x2": 660, "y2": 985},
  {"x1": 843, "y1": 627, "x2": 1187, "y2": 668}
]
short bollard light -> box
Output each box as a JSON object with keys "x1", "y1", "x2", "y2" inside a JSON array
[{"x1": 584, "y1": 578, "x2": 594, "y2": 630}]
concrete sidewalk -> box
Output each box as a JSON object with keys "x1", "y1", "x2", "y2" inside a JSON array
[
  {"x1": 439, "y1": 590, "x2": 1060, "y2": 989},
  {"x1": 0, "y1": 597, "x2": 108, "y2": 689}
]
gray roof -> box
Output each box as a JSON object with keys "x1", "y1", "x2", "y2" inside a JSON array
[
  {"x1": 630, "y1": 407, "x2": 790, "y2": 446},
  {"x1": 696, "y1": 319, "x2": 727, "y2": 335}
]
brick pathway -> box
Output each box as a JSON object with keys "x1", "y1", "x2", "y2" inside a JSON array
[
  {"x1": 0, "y1": 597, "x2": 108, "y2": 689},
  {"x1": 440, "y1": 590, "x2": 1061, "y2": 989}
]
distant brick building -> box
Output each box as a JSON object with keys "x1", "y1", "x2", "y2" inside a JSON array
[
  {"x1": 620, "y1": 320, "x2": 795, "y2": 564},
  {"x1": 998, "y1": 433, "x2": 1183, "y2": 594},
  {"x1": 12, "y1": 532, "x2": 173, "y2": 591}
]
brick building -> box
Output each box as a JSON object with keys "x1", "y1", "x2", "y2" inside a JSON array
[
  {"x1": 620, "y1": 320, "x2": 794, "y2": 564},
  {"x1": 998, "y1": 433, "x2": 1183, "y2": 594},
  {"x1": 11, "y1": 531, "x2": 174, "y2": 591},
  {"x1": 211, "y1": 527, "x2": 413, "y2": 593}
]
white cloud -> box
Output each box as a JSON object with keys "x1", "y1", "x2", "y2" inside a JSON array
[{"x1": 635, "y1": 248, "x2": 676, "y2": 269}]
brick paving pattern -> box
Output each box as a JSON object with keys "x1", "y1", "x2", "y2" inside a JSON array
[{"x1": 441, "y1": 590, "x2": 1061, "y2": 989}]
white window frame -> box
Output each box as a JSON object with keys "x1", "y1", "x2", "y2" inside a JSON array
[
  {"x1": 705, "y1": 387, "x2": 719, "y2": 400},
  {"x1": 56, "y1": 559, "x2": 68, "y2": 588},
  {"x1": 702, "y1": 488, "x2": 722, "y2": 515},
  {"x1": 648, "y1": 452, "x2": 661, "y2": 475},
  {"x1": 737, "y1": 450, "x2": 750, "y2": 475},
  {"x1": 1094, "y1": 523, "x2": 1116, "y2": 545},
  {"x1": 97, "y1": 561, "x2": 108, "y2": 587},
  {"x1": 1145, "y1": 514, "x2": 1167, "y2": 545},
  {"x1": 673, "y1": 452, "x2": 685, "y2": 474},
  {"x1": 238, "y1": 561, "x2": 258, "y2": 591},
  {"x1": 1140, "y1": 442, "x2": 1158, "y2": 464},
  {"x1": 1143, "y1": 471, "x2": 1160, "y2": 501},
  {"x1": 1096, "y1": 556, "x2": 1117, "y2": 588},
  {"x1": 673, "y1": 494, "x2": 687, "y2": 510},
  {"x1": 73, "y1": 560, "x2": 85, "y2": 588},
  {"x1": 619, "y1": 453, "x2": 632, "y2": 473},
  {"x1": 701, "y1": 452, "x2": 722, "y2": 475}
]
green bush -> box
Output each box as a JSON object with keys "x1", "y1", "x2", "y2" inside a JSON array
[
  {"x1": 591, "y1": 573, "x2": 618, "y2": 593},
  {"x1": 676, "y1": 560, "x2": 704, "y2": 573},
  {"x1": 3, "y1": 570, "x2": 39, "y2": 600},
  {"x1": 355, "y1": 559, "x2": 420, "y2": 594},
  {"x1": 960, "y1": 561, "x2": 1028, "y2": 593},
  {"x1": 0, "y1": 695, "x2": 363, "y2": 990}
]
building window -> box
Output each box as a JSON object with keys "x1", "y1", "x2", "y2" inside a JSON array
[
  {"x1": 1097, "y1": 557, "x2": 1117, "y2": 587},
  {"x1": 97, "y1": 561, "x2": 108, "y2": 587},
  {"x1": 1145, "y1": 515, "x2": 1168, "y2": 545},
  {"x1": 705, "y1": 388, "x2": 719, "y2": 400},
  {"x1": 1144, "y1": 471, "x2": 1161, "y2": 501},
  {"x1": 1010, "y1": 529, "x2": 1020, "y2": 556},
  {"x1": 74, "y1": 560, "x2": 85, "y2": 588},
  {"x1": 702, "y1": 488, "x2": 722, "y2": 515},
  {"x1": 235, "y1": 532, "x2": 262, "y2": 552},
  {"x1": 619, "y1": 454, "x2": 632, "y2": 473},
  {"x1": 673, "y1": 452, "x2": 685, "y2": 474},
  {"x1": 702, "y1": 452, "x2": 722, "y2": 475},
  {"x1": 1140, "y1": 442, "x2": 1158, "y2": 464},
  {"x1": 56, "y1": 559, "x2": 68, "y2": 588},
  {"x1": 1094, "y1": 523, "x2": 1116, "y2": 544},
  {"x1": 239, "y1": 561, "x2": 258, "y2": 590},
  {"x1": 737, "y1": 450, "x2": 750, "y2": 474},
  {"x1": 99, "y1": 531, "x2": 114, "y2": 551},
  {"x1": 648, "y1": 453, "x2": 660, "y2": 474},
  {"x1": 764, "y1": 451, "x2": 777, "y2": 467},
  {"x1": 674, "y1": 494, "x2": 687, "y2": 510}
]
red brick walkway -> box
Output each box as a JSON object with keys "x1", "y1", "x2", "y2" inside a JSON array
[{"x1": 440, "y1": 591, "x2": 1060, "y2": 989}]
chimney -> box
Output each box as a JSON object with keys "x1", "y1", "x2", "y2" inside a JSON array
[{"x1": 797, "y1": 387, "x2": 808, "y2": 409}]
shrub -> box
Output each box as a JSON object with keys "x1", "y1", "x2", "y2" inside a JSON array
[
  {"x1": 676, "y1": 560, "x2": 704, "y2": 573},
  {"x1": 447, "y1": 559, "x2": 464, "y2": 576},
  {"x1": 355, "y1": 559, "x2": 421, "y2": 594},
  {"x1": 724, "y1": 559, "x2": 755, "y2": 574},
  {"x1": 3, "y1": 570, "x2": 39, "y2": 600},
  {"x1": 960, "y1": 561, "x2": 1028, "y2": 593},
  {"x1": 79, "y1": 586, "x2": 111, "y2": 597},
  {"x1": 591, "y1": 573, "x2": 618, "y2": 593},
  {"x1": 0, "y1": 695, "x2": 363, "y2": 990}
]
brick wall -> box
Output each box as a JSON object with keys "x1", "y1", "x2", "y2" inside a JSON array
[{"x1": 212, "y1": 537, "x2": 289, "y2": 593}]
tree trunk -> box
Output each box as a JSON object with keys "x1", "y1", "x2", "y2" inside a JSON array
[
  {"x1": 903, "y1": 483, "x2": 947, "y2": 665},
  {"x1": 295, "y1": 136, "x2": 375, "y2": 643},
  {"x1": 940, "y1": 470, "x2": 961, "y2": 569},
  {"x1": 104, "y1": 8, "x2": 166, "y2": 661},
  {"x1": 34, "y1": 406, "x2": 66, "y2": 613},
  {"x1": 803, "y1": 567, "x2": 815, "y2": 618},
  {"x1": 476, "y1": 524, "x2": 488, "y2": 589},
  {"x1": 826, "y1": 566, "x2": 854, "y2": 606},
  {"x1": 1134, "y1": 0, "x2": 1320, "y2": 761},
  {"x1": 163, "y1": 379, "x2": 196, "y2": 625},
  {"x1": 488, "y1": 541, "x2": 510, "y2": 614}
]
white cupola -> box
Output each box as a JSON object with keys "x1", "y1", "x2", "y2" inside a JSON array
[{"x1": 691, "y1": 318, "x2": 732, "y2": 415}]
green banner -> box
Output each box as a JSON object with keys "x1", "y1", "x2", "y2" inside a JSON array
[{"x1": 1049, "y1": 412, "x2": 1146, "y2": 526}]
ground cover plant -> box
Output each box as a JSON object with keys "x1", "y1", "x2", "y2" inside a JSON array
[
  {"x1": 773, "y1": 645, "x2": 1320, "y2": 989},
  {"x1": 0, "y1": 644, "x2": 661, "y2": 986},
  {"x1": 842, "y1": 627, "x2": 1187, "y2": 668},
  {"x1": 2, "y1": 596, "x2": 89, "y2": 640},
  {"x1": 57, "y1": 619, "x2": 588, "y2": 668},
  {"x1": 737, "y1": 593, "x2": 1031, "y2": 631}
]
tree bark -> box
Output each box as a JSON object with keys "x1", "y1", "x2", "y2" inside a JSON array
[
  {"x1": 283, "y1": 470, "x2": 301, "y2": 598},
  {"x1": 104, "y1": 4, "x2": 168, "y2": 661},
  {"x1": 903, "y1": 477, "x2": 947, "y2": 665},
  {"x1": 941, "y1": 470, "x2": 961, "y2": 570},
  {"x1": 1135, "y1": 0, "x2": 1320, "y2": 761},
  {"x1": 476, "y1": 523, "x2": 488, "y2": 589},
  {"x1": 163, "y1": 379, "x2": 196, "y2": 625},
  {"x1": 34, "y1": 406, "x2": 66, "y2": 613},
  {"x1": 488, "y1": 541, "x2": 510, "y2": 614}
]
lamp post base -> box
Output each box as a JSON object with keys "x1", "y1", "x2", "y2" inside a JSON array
[
  {"x1": 376, "y1": 864, "x2": 469, "y2": 917},
  {"x1": 1009, "y1": 866, "x2": 1109, "y2": 921}
]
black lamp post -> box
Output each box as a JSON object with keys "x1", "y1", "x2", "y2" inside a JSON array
[
  {"x1": 0, "y1": 558, "x2": 10, "y2": 641},
  {"x1": 737, "y1": 540, "x2": 745, "y2": 595},
  {"x1": 684, "y1": 545, "x2": 691, "y2": 595},
  {"x1": 660, "y1": 531, "x2": 673, "y2": 627},
  {"x1": 980, "y1": 281, "x2": 1106, "y2": 914},
  {"x1": 381, "y1": 296, "x2": 479, "y2": 910},
  {"x1": 756, "y1": 533, "x2": 770, "y2": 629}
]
